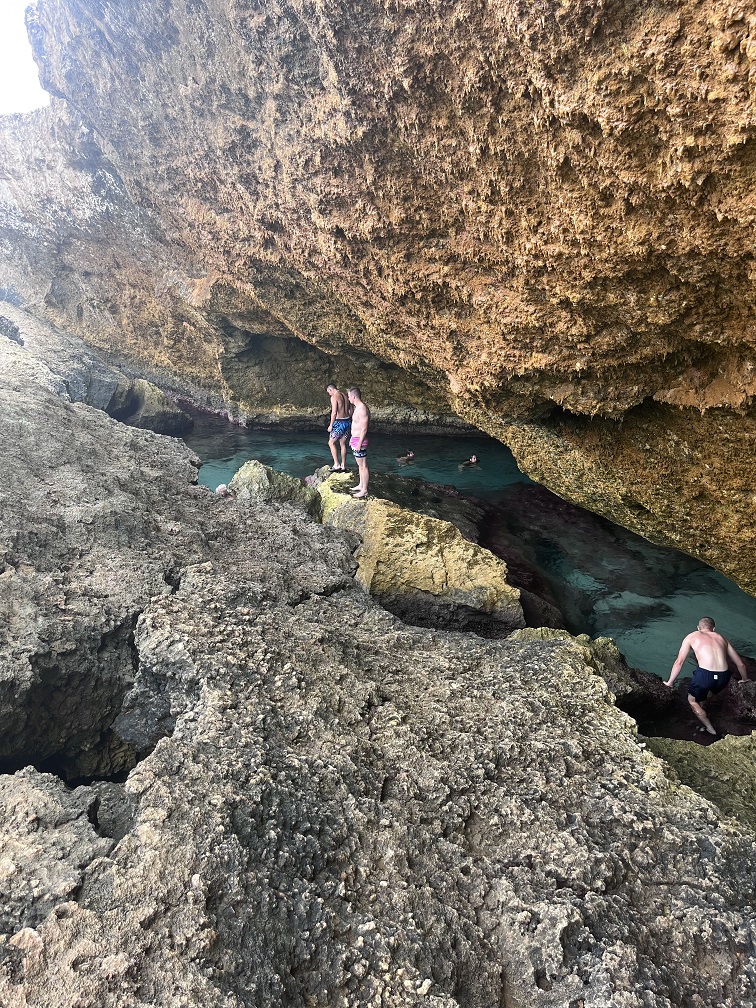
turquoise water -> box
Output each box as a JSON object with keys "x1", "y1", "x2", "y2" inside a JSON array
[
  {"x1": 185, "y1": 412, "x2": 756, "y2": 678},
  {"x1": 187, "y1": 417, "x2": 528, "y2": 498}
]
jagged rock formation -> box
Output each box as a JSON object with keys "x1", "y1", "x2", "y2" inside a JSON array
[
  {"x1": 1, "y1": 0, "x2": 755, "y2": 589},
  {"x1": 1, "y1": 288, "x2": 755, "y2": 1007},
  {"x1": 316, "y1": 471, "x2": 525, "y2": 635},
  {"x1": 230, "y1": 458, "x2": 322, "y2": 517},
  {"x1": 647, "y1": 733, "x2": 756, "y2": 831},
  {"x1": 0, "y1": 303, "x2": 191, "y2": 435}
]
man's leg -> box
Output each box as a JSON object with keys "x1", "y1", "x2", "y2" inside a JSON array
[
  {"x1": 352, "y1": 457, "x2": 369, "y2": 497},
  {"x1": 339, "y1": 436, "x2": 348, "y2": 469},
  {"x1": 688, "y1": 692, "x2": 716, "y2": 734},
  {"x1": 328, "y1": 434, "x2": 340, "y2": 468}
]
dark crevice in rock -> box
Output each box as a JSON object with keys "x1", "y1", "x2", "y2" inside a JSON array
[
  {"x1": 0, "y1": 614, "x2": 171, "y2": 785},
  {"x1": 0, "y1": 316, "x2": 23, "y2": 346},
  {"x1": 163, "y1": 566, "x2": 183, "y2": 592},
  {"x1": 86, "y1": 794, "x2": 101, "y2": 833},
  {"x1": 377, "y1": 594, "x2": 521, "y2": 638}
]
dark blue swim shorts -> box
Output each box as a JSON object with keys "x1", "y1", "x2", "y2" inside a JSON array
[
  {"x1": 330, "y1": 418, "x2": 351, "y2": 440},
  {"x1": 688, "y1": 666, "x2": 731, "y2": 702}
]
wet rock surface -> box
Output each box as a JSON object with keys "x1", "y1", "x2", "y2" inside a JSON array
[{"x1": 1, "y1": 290, "x2": 756, "y2": 1006}]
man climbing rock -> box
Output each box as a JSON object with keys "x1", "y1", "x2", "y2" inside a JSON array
[{"x1": 665, "y1": 617, "x2": 749, "y2": 735}]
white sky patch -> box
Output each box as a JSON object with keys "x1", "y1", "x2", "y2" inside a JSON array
[{"x1": 0, "y1": 0, "x2": 50, "y2": 115}]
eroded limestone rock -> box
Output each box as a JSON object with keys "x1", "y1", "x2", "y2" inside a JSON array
[
  {"x1": 316, "y1": 473, "x2": 525, "y2": 635},
  {"x1": 0, "y1": 317, "x2": 755, "y2": 1007},
  {"x1": 2, "y1": 1, "x2": 756, "y2": 588},
  {"x1": 647, "y1": 733, "x2": 756, "y2": 832},
  {"x1": 0, "y1": 770, "x2": 113, "y2": 941},
  {"x1": 229, "y1": 458, "x2": 321, "y2": 518},
  {"x1": 106, "y1": 377, "x2": 193, "y2": 436}
]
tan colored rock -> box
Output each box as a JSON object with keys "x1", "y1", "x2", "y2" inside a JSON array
[
  {"x1": 0, "y1": 326, "x2": 755, "y2": 1007},
  {"x1": 646, "y1": 733, "x2": 756, "y2": 832},
  {"x1": 317, "y1": 475, "x2": 524, "y2": 634},
  {"x1": 1, "y1": 1, "x2": 756, "y2": 591}
]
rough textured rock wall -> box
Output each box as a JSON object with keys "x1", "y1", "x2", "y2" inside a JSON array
[
  {"x1": 317, "y1": 471, "x2": 525, "y2": 634},
  {"x1": 1, "y1": 0, "x2": 755, "y2": 584},
  {"x1": 2, "y1": 301, "x2": 756, "y2": 1007}
]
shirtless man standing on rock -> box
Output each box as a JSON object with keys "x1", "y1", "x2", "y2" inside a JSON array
[
  {"x1": 665, "y1": 617, "x2": 749, "y2": 735},
  {"x1": 347, "y1": 386, "x2": 370, "y2": 499},
  {"x1": 326, "y1": 384, "x2": 351, "y2": 472}
]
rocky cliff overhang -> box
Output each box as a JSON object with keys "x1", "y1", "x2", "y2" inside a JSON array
[{"x1": 0, "y1": 0, "x2": 755, "y2": 588}]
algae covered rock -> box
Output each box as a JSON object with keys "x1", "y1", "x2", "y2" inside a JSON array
[
  {"x1": 317, "y1": 474, "x2": 524, "y2": 635},
  {"x1": 230, "y1": 458, "x2": 321, "y2": 517},
  {"x1": 647, "y1": 733, "x2": 756, "y2": 832}
]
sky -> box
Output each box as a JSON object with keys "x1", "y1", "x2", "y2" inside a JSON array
[{"x1": 0, "y1": 0, "x2": 50, "y2": 115}]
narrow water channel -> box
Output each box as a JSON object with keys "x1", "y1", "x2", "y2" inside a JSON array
[{"x1": 185, "y1": 411, "x2": 756, "y2": 679}]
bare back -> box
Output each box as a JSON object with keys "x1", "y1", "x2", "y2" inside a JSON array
[
  {"x1": 350, "y1": 400, "x2": 370, "y2": 440},
  {"x1": 686, "y1": 630, "x2": 730, "y2": 671},
  {"x1": 330, "y1": 389, "x2": 350, "y2": 419}
]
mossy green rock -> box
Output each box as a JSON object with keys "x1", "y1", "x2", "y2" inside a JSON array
[
  {"x1": 317, "y1": 474, "x2": 524, "y2": 634},
  {"x1": 230, "y1": 460, "x2": 321, "y2": 518},
  {"x1": 646, "y1": 733, "x2": 756, "y2": 832}
]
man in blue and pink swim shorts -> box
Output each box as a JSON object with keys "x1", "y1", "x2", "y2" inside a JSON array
[{"x1": 347, "y1": 386, "x2": 371, "y2": 499}]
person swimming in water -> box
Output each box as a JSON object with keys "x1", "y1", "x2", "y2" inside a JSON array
[
  {"x1": 665, "y1": 616, "x2": 749, "y2": 735},
  {"x1": 458, "y1": 454, "x2": 479, "y2": 470},
  {"x1": 397, "y1": 450, "x2": 415, "y2": 463}
]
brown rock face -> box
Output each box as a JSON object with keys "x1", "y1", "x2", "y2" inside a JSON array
[{"x1": 1, "y1": 0, "x2": 755, "y2": 586}]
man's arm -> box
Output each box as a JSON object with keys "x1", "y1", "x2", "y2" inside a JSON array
[
  {"x1": 727, "y1": 641, "x2": 749, "y2": 682},
  {"x1": 328, "y1": 395, "x2": 337, "y2": 431},
  {"x1": 665, "y1": 635, "x2": 693, "y2": 688}
]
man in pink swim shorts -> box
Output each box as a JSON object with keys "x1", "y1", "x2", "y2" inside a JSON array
[{"x1": 347, "y1": 386, "x2": 370, "y2": 499}]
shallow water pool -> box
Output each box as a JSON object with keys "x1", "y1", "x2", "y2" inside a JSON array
[
  {"x1": 185, "y1": 411, "x2": 756, "y2": 678},
  {"x1": 187, "y1": 416, "x2": 528, "y2": 498}
]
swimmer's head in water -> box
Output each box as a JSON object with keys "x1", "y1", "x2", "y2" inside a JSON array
[{"x1": 698, "y1": 616, "x2": 716, "y2": 631}]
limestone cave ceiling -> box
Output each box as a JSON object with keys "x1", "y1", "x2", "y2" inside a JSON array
[{"x1": 0, "y1": 0, "x2": 755, "y2": 589}]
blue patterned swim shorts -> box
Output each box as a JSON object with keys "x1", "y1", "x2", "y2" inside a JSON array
[{"x1": 330, "y1": 418, "x2": 351, "y2": 440}]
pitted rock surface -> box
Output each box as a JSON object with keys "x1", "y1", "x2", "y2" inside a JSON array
[
  {"x1": 0, "y1": 324, "x2": 754, "y2": 1006},
  {"x1": 2, "y1": 1, "x2": 756, "y2": 587}
]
